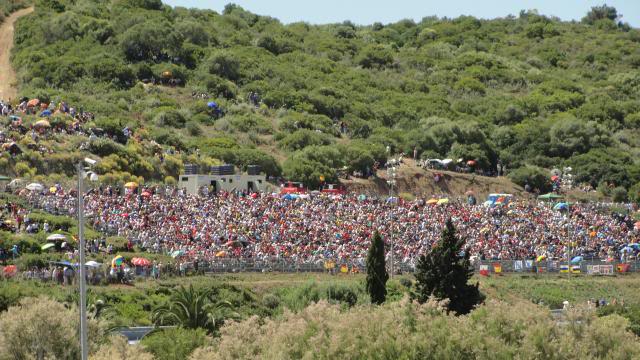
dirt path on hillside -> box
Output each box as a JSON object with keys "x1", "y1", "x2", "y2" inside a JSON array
[{"x1": 0, "y1": 7, "x2": 34, "y2": 101}]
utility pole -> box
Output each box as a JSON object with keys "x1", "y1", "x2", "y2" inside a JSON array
[{"x1": 77, "y1": 163, "x2": 88, "y2": 360}]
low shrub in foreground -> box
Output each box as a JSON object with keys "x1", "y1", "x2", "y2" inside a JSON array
[
  {"x1": 190, "y1": 298, "x2": 640, "y2": 360},
  {"x1": 0, "y1": 297, "x2": 104, "y2": 359}
]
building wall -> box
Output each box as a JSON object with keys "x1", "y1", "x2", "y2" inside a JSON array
[{"x1": 178, "y1": 174, "x2": 267, "y2": 195}]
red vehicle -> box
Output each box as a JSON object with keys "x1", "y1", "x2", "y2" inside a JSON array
[
  {"x1": 321, "y1": 184, "x2": 347, "y2": 195},
  {"x1": 280, "y1": 181, "x2": 307, "y2": 194}
]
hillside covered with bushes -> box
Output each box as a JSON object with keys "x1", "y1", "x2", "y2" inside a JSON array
[{"x1": 5, "y1": 1, "x2": 640, "y2": 196}]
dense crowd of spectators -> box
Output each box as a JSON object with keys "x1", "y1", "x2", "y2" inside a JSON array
[{"x1": 17, "y1": 187, "x2": 640, "y2": 267}]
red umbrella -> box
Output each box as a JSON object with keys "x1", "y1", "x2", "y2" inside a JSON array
[
  {"x1": 131, "y1": 257, "x2": 151, "y2": 267},
  {"x1": 551, "y1": 175, "x2": 559, "y2": 181},
  {"x1": 250, "y1": 193, "x2": 259, "y2": 199},
  {"x1": 141, "y1": 191, "x2": 152, "y2": 197},
  {"x1": 3, "y1": 265, "x2": 17, "y2": 277}
]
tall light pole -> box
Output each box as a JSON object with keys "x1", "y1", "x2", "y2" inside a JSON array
[
  {"x1": 386, "y1": 166, "x2": 397, "y2": 278},
  {"x1": 77, "y1": 158, "x2": 97, "y2": 360},
  {"x1": 76, "y1": 162, "x2": 88, "y2": 360}
]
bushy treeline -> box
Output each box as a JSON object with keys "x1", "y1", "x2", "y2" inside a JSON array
[{"x1": 7, "y1": 1, "x2": 640, "y2": 194}]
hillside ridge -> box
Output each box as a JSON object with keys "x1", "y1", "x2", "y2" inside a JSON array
[{"x1": 0, "y1": 1, "x2": 639, "y2": 201}]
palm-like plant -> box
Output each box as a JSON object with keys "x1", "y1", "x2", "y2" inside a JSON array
[{"x1": 152, "y1": 285, "x2": 238, "y2": 333}]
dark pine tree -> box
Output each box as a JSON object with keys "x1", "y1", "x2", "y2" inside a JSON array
[
  {"x1": 366, "y1": 231, "x2": 389, "y2": 305},
  {"x1": 414, "y1": 219, "x2": 484, "y2": 315}
]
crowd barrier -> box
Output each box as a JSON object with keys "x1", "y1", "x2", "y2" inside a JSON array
[
  {"x1": 198, "y1": 258, "x2": 416, "y2": 274},
  {"x1": 475, "y1": 260, "x2": 640, "y2": 275},
  {"x1": 198, "y1": 258, "x2": 640, "y2": 275}
]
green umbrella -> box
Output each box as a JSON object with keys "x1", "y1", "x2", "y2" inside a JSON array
[
  {"x1": 357, "y1": 194, "x2": 367, "y2": 201},
  {"x1": 41, "y1": 243, "x2": 55, "y2": 251},
  {"x1": 538, "y1": 193, "x2": 563, "y2": 200},
  {"x1": 0, "y1": 175, "x2": 10, "y2": 181}
]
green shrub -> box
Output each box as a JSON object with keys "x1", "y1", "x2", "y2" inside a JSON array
[
  {"x1": 278, "y1": 129, "x2": 333, "y2": 151},
  {"x1": 612, "y1": 186, "x2": 628, "y2": 202},
  {"x1": 262, "y1": 294, "x2": 280, "y2": 310},
  {"x1": 597, "y1": 305, "x2": 640, "y2": 335},
  {"x1": 508, "y1": 166, "x2": 552, "y2": 193},
  {"x1": 326, "y1": 284, "x2": 358, "y2": 307},
  {"x1": 185, "y1": 121, "x2": 202, "y2": 136},
  {"x1": 154, "y1": 110, "x2": 187, "y2": 128},
  {"x1": 141, "y1": 323, "x2": 207, "y2": 360}
]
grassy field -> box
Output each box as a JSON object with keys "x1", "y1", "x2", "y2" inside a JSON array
[
  {"x1": 3, "y1": 271, "x2": 640, "y2": 326},
  {"x1": 192, "y1": 272, "x2": 640, "y2": 308}
]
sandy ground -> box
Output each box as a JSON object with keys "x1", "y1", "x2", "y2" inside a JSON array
[{"x1": 0, "y1": 7, "x2": 34, "y2": 101}]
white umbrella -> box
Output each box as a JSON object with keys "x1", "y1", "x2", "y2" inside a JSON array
[
  {"x1": 8, "y1": 179, "x2": 22, "y2": 188},
  {"x1": 46, "y1": 234, "x2": 66, "y2": 241},
  {"x1": 26, "y1": 183, "x2": 44, "y2": 191},
  {"x1": 85, "y1": 261, "x2": 101, "y2": 268}
]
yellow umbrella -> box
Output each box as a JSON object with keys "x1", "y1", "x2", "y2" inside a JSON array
[
  {"x1": 34, "y1": 119, "x2": 51, "y2": 128},
  {"x1": 124, "y1": 182, "x2": 138, "y2": 189},
  {"x1": 536, "y1": 255, "x2": 546, "y2": 262},
  {"x1": 437, "y1": 198, "x2": 449, "y2": 205},
  {"x1": 426, "y1": 198, "x2": 438, "y2": 205},
  {"x1": 215, "y1": 251, "x2": 227, "y2": 258},
  {"x1": 49, "y1": 186, "x2": 57, "y2": 194}
]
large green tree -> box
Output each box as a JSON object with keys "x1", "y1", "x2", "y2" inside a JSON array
[
  {"x1": 414, "y1": 219, "x2": 484, "y2": 315},
  {"x1": 366, "y1": 231, "x2": 389, "y2": 305}
]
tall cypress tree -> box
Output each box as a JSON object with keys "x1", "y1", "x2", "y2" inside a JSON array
[
  {"x1": 414, "y1": 219, "x2": 484, "y2": 314},
  {"x1": 366, "y1": 231, "x2": 388, "y2": 305}
]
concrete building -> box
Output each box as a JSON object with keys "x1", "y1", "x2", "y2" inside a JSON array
[{"x1": 178, "y1": 173, "x2": 267, "y2": 195}]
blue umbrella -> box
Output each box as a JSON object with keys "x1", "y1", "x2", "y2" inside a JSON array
[
  {"x1": 207, "y1": 101, "x2": 218, "y2": 109},
  {"x1": 40, "y1": 109, "x2": 52, "y2": 117},
  {"x1": 283, "y1": 193, "x2": 299, "y2": 200},
  {"x1": 621, "y1": 246, "x2": 634, "y2": 253},
  {"x1": 171, "y1": 250, "x2": 184, "y2": 258},
  {"x1": 571, "y1": 256, "x2": 583, "y2": 264},
  {"x1": 553, "y1": 202, "x2": 568, "y2": 211}
]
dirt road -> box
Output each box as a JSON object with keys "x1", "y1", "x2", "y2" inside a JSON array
[{"x1": 0, "y1": 7, "x2": 34, "y2": 101}]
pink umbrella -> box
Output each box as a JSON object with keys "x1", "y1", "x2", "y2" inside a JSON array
[
  {"x1": 131, "y1": 257, "x2": 151, "y2": 267},
  {"x1": 3, "y1": 265, "x2": 17, "y2": 277}
]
